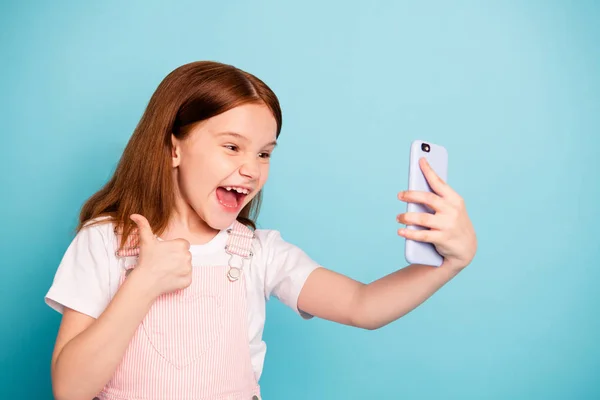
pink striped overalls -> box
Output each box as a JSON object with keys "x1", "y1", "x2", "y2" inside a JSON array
[{"x1": 95, "y1": 221, "x2": 262, "y2": 400}]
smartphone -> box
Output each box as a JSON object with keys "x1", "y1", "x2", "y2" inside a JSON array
[{"x1": 404, "y1": 140, "x2": 448, "y2": 267}]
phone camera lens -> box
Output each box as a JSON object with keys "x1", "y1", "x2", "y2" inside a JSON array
[{"x1": 421, "y1": 143, "x2": 430, "y2": 152}]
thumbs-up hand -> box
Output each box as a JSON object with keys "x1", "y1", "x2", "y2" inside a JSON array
[{"x1": 129, "y1": 214, "x2": 193, "y2": 298}]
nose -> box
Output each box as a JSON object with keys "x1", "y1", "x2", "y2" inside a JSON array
[{"x1": 239, "y1": 155, "x2": 260, "y2": 180}]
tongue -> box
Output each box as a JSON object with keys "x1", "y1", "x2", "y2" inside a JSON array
[{"x1": 216, "y1": 187, "x2": 238, "y2": 208}]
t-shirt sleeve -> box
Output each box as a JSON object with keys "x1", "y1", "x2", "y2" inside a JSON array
[
  {"x1": 261, "y1": 230, "x2": 321, "y2": 319},
  {"x1": 45, "y1": 224, "x2": 113, "y2": 319}
]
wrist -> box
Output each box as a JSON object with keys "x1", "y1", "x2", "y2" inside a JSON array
[
  {"x1": 441, "y1": 259, "x2": 467, "y2": 274},
  {"x1": 125, "y1": 266, "x2": 162, "y2": 302}
]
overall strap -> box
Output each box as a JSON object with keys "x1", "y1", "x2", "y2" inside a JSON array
[
  {"x1": 224, "y1": 221, "x2": 256, "y2": 282},
  {"x1": 225, "y1": 221, "x2": 255, "y2": 258},
  {"x1": 114, "y1": 225, "x2": 140, "y2": 258}
]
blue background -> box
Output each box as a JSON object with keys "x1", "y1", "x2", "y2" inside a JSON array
[{"x1": 1, "y1": 1, "x2": 599, "y2": 399}]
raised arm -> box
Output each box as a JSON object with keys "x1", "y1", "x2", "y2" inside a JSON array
[{"x1": 297, "y1": 158, "x2": 477, "y2": 329}]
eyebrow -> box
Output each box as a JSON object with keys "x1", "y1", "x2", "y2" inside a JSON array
[{"x1": 216, "y1": 131, "x2": 278, "y2": 148}]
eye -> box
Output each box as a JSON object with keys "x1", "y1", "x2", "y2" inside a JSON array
[
  {"x1": 259, "y1": 152, "x2": 271, "y2": 159},
  {"x1": 224, "y1": 144, "x2": 239, "y2": 152}
]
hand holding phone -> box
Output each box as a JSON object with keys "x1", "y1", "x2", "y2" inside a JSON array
[{"x1": 403, "y1": 140, "x2": 448, "y2": 267}]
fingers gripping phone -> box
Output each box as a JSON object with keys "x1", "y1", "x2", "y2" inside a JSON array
[{"x1": 405, "y1": 140, "x2": 448, "y2": 267}]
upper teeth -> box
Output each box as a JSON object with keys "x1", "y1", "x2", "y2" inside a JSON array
[{"x1": 225, "y1": 186, "x2": 250, "y2": 194}]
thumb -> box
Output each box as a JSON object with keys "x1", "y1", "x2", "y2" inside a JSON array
[{"x1": 130, "y1": 214, "x2": 156, "y2": 247}]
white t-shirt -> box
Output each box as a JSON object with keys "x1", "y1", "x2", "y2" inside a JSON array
[{"x1": 44, "y1": 217, "x2": 321, "y2": 381}]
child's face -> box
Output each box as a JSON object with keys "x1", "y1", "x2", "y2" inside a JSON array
[{"x1": 172, "y1": 103, "x2": 278, "y2": 231}]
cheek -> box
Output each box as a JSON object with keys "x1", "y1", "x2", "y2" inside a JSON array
[
  {"x1": 259, "y1": 164, "x2": 270, "y2": 185},
  {"x1": 179, "y1": 151, "x2": 236, "y2": 191},
  {"x1": 178, "y1": 156, "x2": 213, "y2": 196},
  {"x1": 178, "y1": 167, "x2": 202, "y2": 202}
]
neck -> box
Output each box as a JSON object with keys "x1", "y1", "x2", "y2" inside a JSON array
[
  {"x1": 162, "y1": 183, "x2": 221, "y2": 245},
  {"x1": 162, "y1": 212, "x2": 220, "y2": 245}
]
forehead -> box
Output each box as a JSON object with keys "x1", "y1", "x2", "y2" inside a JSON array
[{"x1": 188, "y1": 103, "x2": 278, "y2": 145}]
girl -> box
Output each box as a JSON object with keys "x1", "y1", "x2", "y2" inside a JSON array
[{"x1": 45, "y1": 61, "x2": 477, "y2": 400}]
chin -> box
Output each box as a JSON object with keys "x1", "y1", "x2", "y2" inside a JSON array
[
  {"x1": 202, "y1": 213, "x2": 238, "y2": 231},
  {"x1": 202, "y1": 202, "x2": 247, "y2": 231}
]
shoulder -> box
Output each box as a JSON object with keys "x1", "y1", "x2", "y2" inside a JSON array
[
  {"x1": 249, "y1": 227, "x2": 321, "y2": 318},
  {"x1": 77, "y1": 216, "x2": 118, "y2": 253},
  {"x1": 250, "y1": 227, "x2": 320, "y2": 277},
  {"x1": 251, "y1": 228, "x2": 282, "y2": 248},
  {"x1": 250, "y1": 228, "x2": 295, "y2": 260},
  {"x1": 58, "y1": 215, "x2": 122, "y2": 267},
  {"x1": 45, "y1": 216, "x2": 120, "y2": 317}
]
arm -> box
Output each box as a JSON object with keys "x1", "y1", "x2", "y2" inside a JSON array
[
  {"x1": 51, "y1": 214, "x2": 193, "y2": 400},
  {"x1": 51, "y1": 268, "x2": 158, "y2": 400},
  {"x1": 297, "y1": 157, "x2": 477, "y2": 330},
  {"x1": 298, "y1": 263, "x2": 462, "y2": 330}
]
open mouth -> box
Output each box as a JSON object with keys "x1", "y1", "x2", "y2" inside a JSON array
[{"x1": 216, "y1": 186, "x2": 250, "y2": 210}]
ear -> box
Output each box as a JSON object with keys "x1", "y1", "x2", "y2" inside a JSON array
[{"x1": 171, "y1": 134, "x2": 182, "y2": 168}]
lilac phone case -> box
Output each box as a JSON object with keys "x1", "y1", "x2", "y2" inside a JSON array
[{"x1": 405, "y1": 140, "x2": 448, "y2": 267}]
